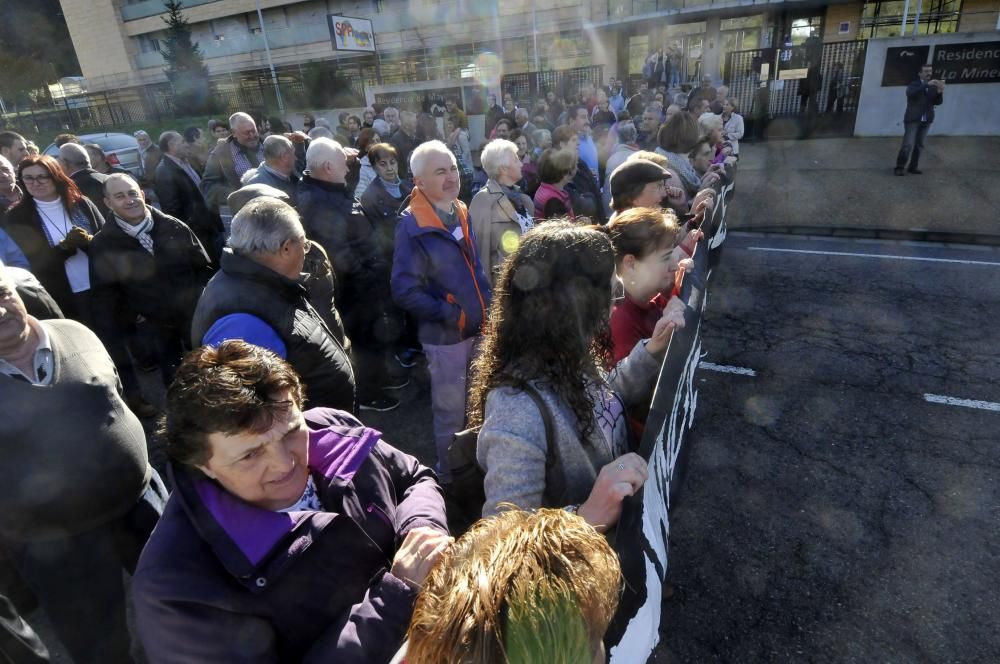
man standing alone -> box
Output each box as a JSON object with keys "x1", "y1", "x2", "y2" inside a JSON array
[{"x1": 895, "y1": 63, "x2": 944, "y2": 176}]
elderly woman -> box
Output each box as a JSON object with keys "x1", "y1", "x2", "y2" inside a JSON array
[
  {"x1": 721, "y1": 97, "x2": 745, "y2": 158},
  {"x1": 468, "y1": 139, "x2": 535, "y2": 286},
  {"x1": 133, "y1": 340, "x2": 451, "y2": 664},
  {"x1": 4, "y1": 155, "x2": 104, "y2": 323},
  {"x1": 697, "y1": 112, "x2": 730, "y2": 164},
  {"x1": 360, "y1": 142, "x2": 412, "y2": 267},
  {"x1": 656, "y1": 112, "x2": 704, "y2": 194},
  {"x1": 532, "y1": 148, "x2": 577, "y2": 220},
  {"x1": 353, "y1": 128, "x2": 383, "y2": 199}
]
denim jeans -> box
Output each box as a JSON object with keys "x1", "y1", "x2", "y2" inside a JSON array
[
  {"x1": 4, "y1": 469, "x2": 168, "y2": 664},
  {"x1": 423, "y1": 337, "x2": 477, "y2": 483},
  {"x1": 896, "y1": 121, "x2": 931, "y2": 170}
]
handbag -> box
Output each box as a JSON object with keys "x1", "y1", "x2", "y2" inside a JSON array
[{"x1": 444, "y1": 383, "x2": 556, "y2": 536}]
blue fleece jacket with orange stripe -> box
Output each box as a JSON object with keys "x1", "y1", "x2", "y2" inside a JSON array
[{"x1": 390, "y1": 187, "x2": 492, "y2": 345}]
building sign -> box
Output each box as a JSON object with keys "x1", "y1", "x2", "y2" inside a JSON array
[
  {"x1": 327, "y1": 15, "x2": 375, "y2": 52},
  {"x1": 374, "y1": 86, "x2": 464, "y2": 112},
  {"x1": 881, "y1": 45, "x2": 930, "y2": 86},
  {"x1": 933, "y1": 41, "x2": 1000, "y2": 84},
  {"x1": 778, "y1": 68, "x2": 808, "y2": 80}
]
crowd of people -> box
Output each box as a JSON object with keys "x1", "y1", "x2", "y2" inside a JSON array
[{"x1": 0, "y1": 73, "x2": 734, "y2": 663}]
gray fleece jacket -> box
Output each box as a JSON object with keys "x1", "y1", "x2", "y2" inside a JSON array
[{"x1": 477, "y1": 340, "x2": 661, "y2": 516}]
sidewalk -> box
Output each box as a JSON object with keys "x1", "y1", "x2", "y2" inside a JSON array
[{"x1": 728, "y1": 136, "x2": 1000, "y2": 243}]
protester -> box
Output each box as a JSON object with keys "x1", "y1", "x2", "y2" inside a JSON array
[
  {"x1": 485, "y1": 94, "x2": 505, "y2": 139},
  {"x1": 182, "y1": 126, "x2": 209, "y2": 174},
  {"x1": 383, "y1": 106, "x2": 401, "y2": 134},
  {"x1": 608, "y1": 158, "x2": 676, "y2": 218},
  {"x1": 84, "y1": 143, "x2": 127, "y2": 176},
  {"x1": 445, "y1": 116, "x2": 473, "y2": 194},
  {"x1": 363, "y1": 107, "x2": 376, "y2": 128},
  {"x1": 191, "y1": 197, "x2": 357, "y2": 412},
  {"x1": 391, "y1": 140, "x2": 491, "y2": 482},
  {"x1": 299, "y1": 138, "x2": 403, "y2": 412},
  {"x1": 4, "y1": 156, "x2": 104, "y2": 323},
  {"x1": 493, "y1": 118, "x2": 512, "y2": 140},
  {"x1": 637, "y1": 105, "x2": 662, "y2": 151},
  {"x1": 721, "y1": 98, "x2": 745, "y2": 158},
  {"x1": 154, "y1": 130, "x2": 224, "y2": 262},
  {"x1": 533, "y1": 148, "x2": 577, "y2": 220},
  {"x1": 353, "y1": 128, "x2": 383, "y2": 199},
  {"x1": 605, "y1": 207, "x2": 691, "y2": 366},
  {"x1": 604, "y1": 122, "x2": 642, "y2": 211},
  {"x1": 57, "y1": 143, "x2": 110, "y2": 221},
  {"x1": 656, "y1": 112, "x2": 703, "y2": 193},
  {"x1": 207, "y1": 119, "x2": 230, "y2": 141},
  {"x1": 406, "y1": 508, "x2": 622, "y2": 664},
  {"x1": 626, "y1": 81, "x2": 652, "y2": 118},
  {"x1": 469, "y1": 221, "x2": 661, "y2": 529},
  {"x1": 511, "y1": 130, "x2": 540, "y2": 196},
  {"x1": 468, "y1": 139, "x2": 535, "y2": 286},
  {"x1": 360, "y1": 143, "x2": 412, "y2": 263},
  {"x1": 711, "y1": 85, "x2": 729, "y2": 114},
  {"x1": 201, "y1": 112, "x2": 265, "y2": 212},
  {"x1": 895, "y1": 63, "x2": 945, "y2": 176},
  {"x1": 132, "y1": 340, "x2": 451, "y2": 664},
  {"x1": 552, "y1": 125, "x2": 604, "y2": 223},
  {"x1": 244, "y1": 134, "x2": 300, "y2": 205},
  {"x1": 24, "y1": 141, "x2": 39, "y2": 157},
  {"x1": 0, "y1": 262, "x2": 167, "y2": 664},
  {"x1": 689, "y1": 138, "x2": 717, "y2": 177},
  {"x1": 0, "y1": 132, "x2": 28, "y2": 168},
  {"x1": 0, "y1": 154, "x2": 23, "y2": 212},
  {"x1": 89, "y1": 173, "x2": 212, "y2": 385},
  {"x1": 133, "y1": 130, "x2": 162, "y2": 186},
  {"x1": 697, "y1": 112, "x2": 731, "y2": 163},
  {"x1": 390, "y1": 111, "x2": 420, "y2": 179},
  {"x1": 628, "y1": 150, "x2": 690, "y2": 215}
]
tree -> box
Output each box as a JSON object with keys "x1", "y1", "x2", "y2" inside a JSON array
[
  {"x1": 161, "y1": 0, "x2": 214, "y2": 114},
  {"x1": 0, "y1": 0, "x2": 79, "y2": 107}
]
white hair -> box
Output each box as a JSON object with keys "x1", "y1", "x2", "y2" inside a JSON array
[
  {"x1": 229, "y1": 112, "x2": 256, "y2": 130},
  {"x1": 262, "y1": 134, "x2": 294, "y2": 162},
  {"x1": 308, "y1": 127, "x2": 334, "y2": 140},
  {"x1": 58, "y1": 143, "x2": 90, "y2": 168},
  {"x1": 229, "y1": 197, "x2": 305, "y2": 256},
  {"x1": 305, "y1": 137, "x2": 345, "y2": 171},
  {"x1": 479, "y1": 139, "x2": 520, "y2": 179},
  {"x1": 314, "y1": 117, "x2": 331, "y2": 130},
  {"x1": 698, "y1": 112, "x2": 724, "y2": 133},
  {"x1": 409, "y1": 140, "x2": 455, "y2": 179}
]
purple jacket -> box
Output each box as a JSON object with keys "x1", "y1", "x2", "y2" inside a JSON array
[{"x1": 132, "y1": 408, "x2": 447, "y2": 664}]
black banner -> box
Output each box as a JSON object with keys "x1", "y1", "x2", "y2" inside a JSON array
[
  {"x1": 881, "y1": 46, "x2": 930, "y2": 87},
  {"x1": 606, "y1": 168, "x2": 734, "y2": 662},
  {"x1": 933, "y1": 41, "x2": 1000, "y2": 84}
]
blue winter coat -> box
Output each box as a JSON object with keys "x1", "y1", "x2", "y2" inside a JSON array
[
  {"x1": 391, "y1": 187, "x2": 491, "y2": 346},
  {"x1": 132, "y1": 408, "x2": 448, "y2": 664}
]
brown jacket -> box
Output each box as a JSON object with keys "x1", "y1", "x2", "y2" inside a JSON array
[{"x1": 467, "y1": 179, "x2": 535, "y2": 285}]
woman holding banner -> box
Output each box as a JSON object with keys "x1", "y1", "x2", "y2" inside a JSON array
[{"x1": 469, "y1": 221, "x2": 674, "y2": 533}]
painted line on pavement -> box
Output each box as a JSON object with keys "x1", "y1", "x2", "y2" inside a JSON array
[
  {"x1": 700, "y1": 362, "x2": 757, "y2": 377},
  {"x1": 924, "y1": 393, "x2": 1000, "y2": 412},
  {"x1": 746, "y1": 247, "x2": 1000, "y2": 267}
]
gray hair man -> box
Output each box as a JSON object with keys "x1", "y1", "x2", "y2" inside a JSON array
[
  {"x1": 243, "y1": 135, "x2": 299, "y2": 205},
  {"x1": 298, "y1": 138, "x2": 401, "y2": 412},
  {"x1": 191, "y1": 196, "x2": 356, "y2": 412},
  {"x1": 200, "y1": 111, "x2": 265, "y2": 213},
  {"x1": 154, "y1": 131, "x2": 224, "y2": 262},
  {"x1": 0, "y1": 259, "x2": 167, "y2": 664},
  {"x1": 58, "y1": 142, "x2": 111, "y2": 220},
  {"x1": 391, "y1": 140, "x2": 492, "y2": 480}
]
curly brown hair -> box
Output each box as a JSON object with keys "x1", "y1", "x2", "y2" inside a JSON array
[
  {"x1": 160, "y1": 340, "x2": 305, "y2": 468},
  {"x1": 468, "y1": 220, "x2": 616, "y2": 441}
]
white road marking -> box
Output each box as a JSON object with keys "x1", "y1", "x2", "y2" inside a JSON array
[
  {"x1": 746, "y1": 247, "x2": 1000, "y2": 267},
  {"x1": 924, "y1": 393, "x2": 1000, "y2": 412},
  {"x1": 700, "y1": 362, "x2": 757, "y2": 377}
]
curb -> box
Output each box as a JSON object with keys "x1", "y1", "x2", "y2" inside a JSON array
[{"x1": 731, "y1": 225, "x2": 1000, "y2": 247}]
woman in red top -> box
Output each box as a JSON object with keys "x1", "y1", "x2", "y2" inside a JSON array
[{"x1": 606, "y1": 207, "x2": 695, "y2": 364}]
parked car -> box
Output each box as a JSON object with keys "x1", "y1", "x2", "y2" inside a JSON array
[{"x1": 43, "y1": 132, "x2": 142, "y2": 177}]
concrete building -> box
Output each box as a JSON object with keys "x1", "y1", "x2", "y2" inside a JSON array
[{"x1": 60, "y1": 0, "x2": 999, "y2": 96}]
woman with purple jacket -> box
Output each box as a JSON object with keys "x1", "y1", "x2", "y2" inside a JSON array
[{"x1": 133, "y1": 340, "x2": 451, "y2": 664}]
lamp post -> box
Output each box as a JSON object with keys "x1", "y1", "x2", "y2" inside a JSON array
[{"x1": 255, "y1": 0, "x2": 284, "y2": 112}]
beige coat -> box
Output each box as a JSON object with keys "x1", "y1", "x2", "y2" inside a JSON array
[{"x1": 468, "y1": 179, "x2": 535, "y2": 285}]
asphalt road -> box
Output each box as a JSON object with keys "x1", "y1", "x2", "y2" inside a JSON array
[{"x1": 655, "y1": 232, "x2": 1000, "y2": 662}]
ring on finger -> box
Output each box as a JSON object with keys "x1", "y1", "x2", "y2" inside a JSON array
[{"x1": 617, "y1": 462, "x2": 626, "y2": 472}]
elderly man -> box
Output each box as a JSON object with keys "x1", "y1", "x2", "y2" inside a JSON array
[
  {"x1": 0, "y1": 132, "x2": 28, "y2": 168},
  {"x1": 133, "y1": 130, "x2": 162, "y2": 187},
  {"x1": 244, "y1": 134, "x2": 300, "y2": 205},
  {"x1": 0, "y1": 154, "x2": 23, "y2": 215},
  {"x1": 711, "y1": 84, "x2": 730, "y2": 114},
  {"x1": 58, "y1": 143, "x2": 110, "y2": 221},
  {"x1": 389, "y1": 111, "x2": 419, "y2": 179},
  {"x1": 191, "y1": 197, "x2": 356, "y2": 412},
  {"x1": 298, "y1": 138, "x2": 401, "y2": 412},
  {"x1": 0, "y1": 261, "x2": 167, "y2": 664},
  {"x1": 89, "y1": 174, "x2": 212, "y2": 385},
  {"x1": 201, "y1": 112, "x2": 265, "y2": 213},
  {"x1": 132, "y1": 340, "x2": 450, "y2": 664},
  {"x1": 392, "y1": 140, "x2": 491, "y2": 482},
  {"x1": 383, "y1": 106, "x2": 401, "y2": 134},
  {"x1": 513, "y1": 107, "x2": 536, "y2": 138},
  {"x1": 154, "y1": 130, "x2": 223, "y2": 262}
]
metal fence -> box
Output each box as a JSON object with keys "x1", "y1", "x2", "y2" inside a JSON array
[
  {"x1": 501, "y1": 65, "x2": 606, "y2": 104},
  {"x1": 725, "y1": 40, "x2": 868, "y2": 119}
]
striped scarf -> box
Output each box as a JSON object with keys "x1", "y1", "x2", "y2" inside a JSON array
[
  {"x1": 230, "y1": 140, "x2": 263, "y2": 180},
  {"x1": 36, "y1": 202, "x2": 94, "y2": 248},
  {"x1": 115, "y1": 214, "x2": 155, "y2": 255}
]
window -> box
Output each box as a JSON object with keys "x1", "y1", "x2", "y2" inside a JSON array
[
  {"x1": 790, "y1": 16, "x2": 823, "y2": 44},
  {"x1": 860, "y1": 0, "x2": 961, "y2": 38},
  {"x1": 629, "y1": 35, "x2": 650, "y2": 74},
  {"x1": 138, "y1": 35, "x2": 161, "y2": 53}
]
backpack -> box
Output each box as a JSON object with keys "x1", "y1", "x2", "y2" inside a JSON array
[{"x1": 444, "y1": 383, "x2": 556, "y2": 536}]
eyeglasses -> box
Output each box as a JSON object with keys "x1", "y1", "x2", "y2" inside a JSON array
[
  {"x1": 301, "y1": 238, "x2": 313, "y2": 253},
  {"x1": 21, "y1": 174, "x2": 52, "y2": 184}
]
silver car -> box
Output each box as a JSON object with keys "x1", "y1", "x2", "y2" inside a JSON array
[{"x1": 43, "y1": 132, "x2": 142, "y2": 177}]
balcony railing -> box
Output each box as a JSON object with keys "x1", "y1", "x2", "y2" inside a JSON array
[
  {"x1": 122, "y1": 0, "x2": 220, "y2": 22},
  {"x1": 134, "y1": 23, "x2": 333, "y2": 69}
]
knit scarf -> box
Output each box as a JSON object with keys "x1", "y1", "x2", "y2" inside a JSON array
[
  {"x1": 115, "y1": 214, "x2": 155, "y2": 255},
  {"x1": 230, "y1": 140, "x2": 263, "y2": 180}
]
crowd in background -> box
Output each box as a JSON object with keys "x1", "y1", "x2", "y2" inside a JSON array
[{"x1": 0, "y1": 71, "x2": 735, "y2": 663}]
